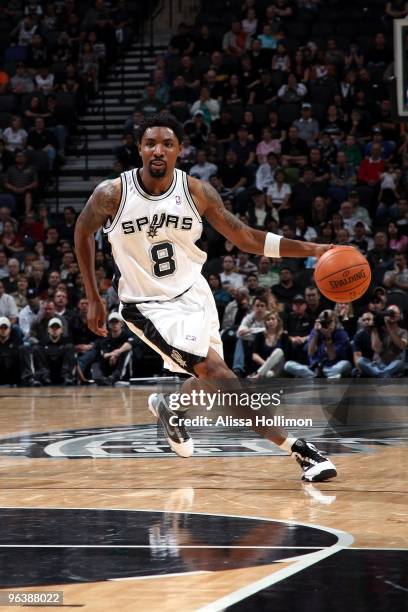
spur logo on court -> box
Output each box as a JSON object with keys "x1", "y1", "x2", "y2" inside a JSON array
[{"x1": 0, "y1": 426, "x2": 367, "y2": 459}]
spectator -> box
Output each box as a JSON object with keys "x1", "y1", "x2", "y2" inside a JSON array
[
  {"x1": 356, "y1": 305, "x2": 406, "y2": 378},
  {"x1": 285, "y1": 309, "x2": 352, "y2": 378},
  {"x1": 3, "y1": 258, "x2": 20, "y2": 293},
  {"x1": 89, "y1": 312, "x2": 134, "y2": 386},
  {"x1": 168, "y1": 23, "x2": 194, "y2": 56},
  {"x1": 293, "y1": 103, "x2": 320, "y2": 147},
  {"x1": 367, "y1": 231, "x2": 396, "y2": 284},
  {"x1": 383, "y1": 253, "x2": 408, "y2": 293},
  {"x1": 272, "y1": 266, "x2": 301, "y2": 306},
  {"x1": 220, "y1": 255, "x2": 245, "y2": 290},
  {"x1": 31, "y1": 317, "x2": 76, "y2": 385},
  {"x1": 115, "y1": 133, "x2": 141, "y2": 170},
  {"x1": 29, "y1": 299, "x2": 59, "y2": 343},
  {"x1": 222, "y1": 20, "x2": 251, "y2": 56},
  {"x1": 18, "y1": 287, "x2": 41, "y2": 337},
  {"x1": 57, "y1": 207, "x2": 76, "y2": 244},
  {"x1": 266, "y1": 168, "x2": 291, "y2": 213},
  {"x1": 184, "y1": 110, "x2": 209, "y2": 149},
  {"x1": 232, "y1": 296, "x2": 268, "y2": 376},
  {"x1": 386, "y1": 221, "x2": 408, "y2": 253},
  {"x1": 189, "y1": 150, "x2": 217, "y2": 181},
  {"x1": 190, "y1": 86, "x2": 220, "y2": 123},
  {"x1": 256, "y1": 152, "x2": 279, "y2": 192},
  {"x1": 250, "y1": 312, "x2": 288, "y2": 378},
  {"x1": 0, "y1": 316, "x2": 25, "y2": 386},
  {"x1": 135, "y1": 84, "x2": 165, "y2": 117},
  {"x1": 0, "y1": 279, "x2": 18, "y2": 324},
  {"x1": 218, "y1": 149, "x2": 248, "y2": 196},
  {"x1": 26, "y1": 117, "x2": 58, "y2": 170},
  {"x1": 353, "y1": 311, "x2": 375, "y2": 375},
  {"x1": 305, "y1": 285, "x2": 326, "y2": 319},
  {"x1": 350, "y1": 221, "x2": 374, "y2": 254},
  {"x1": 3, "y1": 116, "x2": 28, "y2": 153},
  {"x1": 230, "y1": 125, "x2": 256, "y2": 167},
  {"x1": 281, "y1": 126, "x2": 309, "y2": 167},
  {"x1": 283, "y1": 293, "x2": 313, "y2": 363},
  {"x1": 329, "y1": 152, "x2": 357, "y2": 203},
  {"x1": 207, "y1": 273, "x2": 232, "y2": 322},
  {"x1": 256, "y1": 127, "x2": 281, "y2": 164},
  {"x1": 277, "y1": 73, "x2": 307, "y2": 103},
  {"x1": 358, "y1": 142, "x2": 385, "y2": 187},
  {"x1": 34, "y1": 65, "x2": 55, "y2": 95},
  {"x1": 257, "y1": 256, "x2": 280, "y2": 288}
]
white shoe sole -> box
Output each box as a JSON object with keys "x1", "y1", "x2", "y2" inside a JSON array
[
  {"x1": 148, "y1": 393, "x2": 194, "y2": 458},
  {"x1": 301, "y1": 459, "x2": 337, "y2": 482}
]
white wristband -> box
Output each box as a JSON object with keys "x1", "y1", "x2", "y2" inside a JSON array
[{"x1": 264, "y1": 232, "x2": 282, "y2": 258}]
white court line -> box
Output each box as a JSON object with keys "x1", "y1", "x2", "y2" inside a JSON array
[
  {"x1": 112, "y1": 571, "x2": 210, "y2": 582},
  {"x1": 0, "y1": 545, "x2": 325, "y2": 550}
]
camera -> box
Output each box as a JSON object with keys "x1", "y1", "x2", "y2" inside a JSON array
[
  {"x1": 319, "y1": 310, "x2": 332, "y2": 329},
  {"x1": 373, "y1": 309, "x2": 396, "y2": 329}
]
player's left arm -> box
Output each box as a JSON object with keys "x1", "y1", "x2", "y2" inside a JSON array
[{"x1": 190, "y1": 178, "x2": 332, "y2": 258}]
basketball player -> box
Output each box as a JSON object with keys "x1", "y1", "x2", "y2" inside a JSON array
[{"x1": 75, "y1": 114, "x2": 337, "y2": 482}]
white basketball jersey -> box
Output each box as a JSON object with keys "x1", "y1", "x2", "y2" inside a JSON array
[{"x1": 103, "y1": 168, "x2": 206, "y2": 302}]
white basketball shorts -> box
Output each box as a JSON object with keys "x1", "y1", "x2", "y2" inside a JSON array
[{"x1": 120, "y1": 274, "x2": 223, "y2": 375}]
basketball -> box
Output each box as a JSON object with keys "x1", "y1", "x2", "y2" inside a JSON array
[{"x1": 314, "y1": 246, "x2": 371, "y2": 303}]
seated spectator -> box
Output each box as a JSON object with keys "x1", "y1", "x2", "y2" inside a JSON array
[
  {"x1": 355, "y1": 305, "x2": 406, "y2": 378},
  {"x1": 207, "y1": 273, "x2": 232, "y2": 322},
  {"x1": 27, "y1": 33, "x2": 49, "y2": 70},
  {"x1": 256, "y1": 127, "x2": 281, "y2": 164},
  {"x1": 347, "y1": 191, "x2": 373, "y2": 229},
  {"x1": 256, "y1": 152, "x2": 279, "y2": 192},
  {"x1": 277, "y1": 73, "x2": 307, "y2": 103},
  {"x1": 329, "y1": 152, "x2": 357, "y2": 203},
  {"x1": 222, "y1": 20, "x2": 251, "y2": 56},
  {"x1": 340, "y1": 134, "x2": 363, "y2": 168},
  {"x1": 115, "y1": 133, "x2": 141, "y2": 170},
  {"x1": 12, "y1": 274, "x2": 29, "y2": 311},
  {"x1": 221, "y1": 288, "x2": 250, "y2": 330},
  {"x1": 293, "y1": 103, "x2": 320, "y2": 147},
  {"x1": 169, "y1": 75, "x2": 196, "y2": 122},
  {"x1": 305, "y1": 285, "x2": 326, "y2": 319},
  {"x1": 257, "y1": 255, "x2": 280, "y2": 289},
  {"x1": 134, "y1": 84, "x2": 165, "y2": 117},
  {"x1": 353, "y1": 311, "x2": 375, "y2": 375},
  {"x1": 220, "y1": 254, "x2": 244, "y2": 290},
  {"x1": 383, "y1": 252, "x2": 408, "y2": 293},
  {"x1": 284, "y1": 309, "x2": 352, "y2": 379},
  {"x1": 4, "y1": 151, "x2": 38, "y2": 215},
  {"x1": 222, "y1": 74, "x2": 248, "y2": 107},
  {"x1": 291, "y1": 167, "x2": 326, "y2": 217},
  {"x1": 29, "y1": 299, "x2": 59, "y2": 343},
  {"x1": 248, "y1": 70, "x2": 276, "y2": 105},
  {"x1": 250, "y1": 312, "x2": 288, "y2": 378},
  {"x1": 3, "y1": 258, "x2": 20, "y2": 293},
  {"x1": 15, "y1": 14, "x2": 38, "y2": 47},
  {"x1": 194, "y1": 23, "x2": 220, "y2": 56},
  {"x1": 282, "y1": 293, "x2": 313, "y2": 362},
  {"x1": 365, "y1": 127, "x2": 395, "y2": 161},
  {"x1": 189, "y1": 150, "x2": 217, "y2": 181},
  {"x1": 295, "y1": 214, "x2": 317, "y2": 242},
  {"x1": 168, "y1": 22, "x2": 194, "y2": 56},
  {"x1": 89, "y1": 312, "x2": 133, "y2": 386},
  {"x1": 0, "y1": 277, "x2": 18, "y2": 324},
  {"x1": 266, "y1": 168, "x2": 291, "y2": 213},
  {"x1": 358, "y1": 142, "x2": 385, "y2": 187},
  {"x1": 218, "y1": 149, "x2": 248, "y2": 196},
  {"x1": 367, "y1": 231, "x2": 396, "y2": 285},
  {"x1": 248, "y1": 189, "x2": 275, "y2": 229},
  {"x1": 0, "y1": 316, "x2": 25, "y2": 386},
  {"x1": 1, "y1": 219, "x2": 24, "y2": 259},
  {"x1": 334, "y1": 302, "x2": 357, "y2": 339},
  {"x1": 308, "y1": 147, "x2": 330, "y2": 185},
  {"x1": 179, "y1": 135, "x2": 197, "y2": 171},
  {"x1": 26, "y1": 117, "x2": 58, "y2": 170},
  {"x1": 387, "y1": 220, "x2": 408, "y2": 253},
  {"x1": 3, "y1": 116, "x2": 28, "y2": 153},
  {"x1": 281, "y1": 126, "x2": 308, "y2": 167},
  {"x1": 34, "y1": 65, "x2": 55, "y2": 95},
  {"x1": 272, "y1": 266, "x2": 301, "y2": 306},
  {"x1": 232, "y1": 296, "x2": 268, "y2": 376},
  {"x1": 184, "y1": 110, "x2": 209, "y2": 149},
  {"x1": 272, "y1": 43, "x2": 291, "y2": 71},
  {"x1": 18, "y1": 286, "x2": 41, "y2": 337},
  {"x1": 211, "y1": 109, "x2": 236, "y2": 144},
  {"x1": 236, "y1": 251, "x2": 258, "y2": 278},
  {"x1": 190, "y1": 86, "x2": 220, "y2": 124},
  {"x1": 230, "y1": 125, "x2": 256, "y2": 167},
  {"x1": 30, "y1": 317, "x2": 76, "y2": 385},
  {"x1": 350, "y1": 221, "x2": 374, "y2": 254}
]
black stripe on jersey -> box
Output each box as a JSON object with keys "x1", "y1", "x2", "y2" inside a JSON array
[
  {"x1": 132, "y1": 168, "x2": 178, "y2": 200},
  {"x1": 121, "y1": 302, "x2": 205, "y2": 376},
  {"x1": 103, "y1": 173, "x2": 127, "y2": 234},
  {"x1": 182, "y1": 172, "x2": 202, "y2": 223}
]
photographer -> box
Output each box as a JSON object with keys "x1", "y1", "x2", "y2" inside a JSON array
[
  {"x1": 356, "y1": 305, "x2": 407, "y2": 377},
  {"x1": 284, "y1": 310, "x2": 352, "y2": 379}
]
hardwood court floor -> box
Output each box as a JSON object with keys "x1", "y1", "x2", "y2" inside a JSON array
[{"x1": 0, "y1": 387, "x2": 406, "y2": 611}]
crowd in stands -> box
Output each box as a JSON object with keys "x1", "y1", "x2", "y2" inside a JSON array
[
  {"x1": 0, "y1": 0, "x2": 133, "y2": 213},
  {"x1": 0, "y1": 0, "x2": 407, "y2": 385}
]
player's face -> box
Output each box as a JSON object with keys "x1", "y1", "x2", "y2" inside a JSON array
[{"x1": 139, "y1": 127, "x2": 182, "y2": 179}]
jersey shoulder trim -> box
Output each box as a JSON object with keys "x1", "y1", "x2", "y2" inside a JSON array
[
  {"x1": 182, "y1": 171, "x2": 202, "y2": 223},
  {"x1": 102, "y1": 172, "x2": 127, "y2": 234}
]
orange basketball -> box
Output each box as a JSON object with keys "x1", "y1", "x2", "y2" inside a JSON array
[{"x1": 314, "y1": 246, "x2": 371, "y2": 303}]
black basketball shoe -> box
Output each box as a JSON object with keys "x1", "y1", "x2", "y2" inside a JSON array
[
  {"x1": 148, "y1": 393, "x2": 194, "y2": 458},
  {"x1": 291, "y1": 438, "x2": 337, "y2": 482}
]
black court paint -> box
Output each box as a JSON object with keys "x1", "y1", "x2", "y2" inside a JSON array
[{"x1": 0, "y1": 508, "x2": 339, "y2": 587}]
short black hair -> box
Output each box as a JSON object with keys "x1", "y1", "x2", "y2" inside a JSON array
[{"x1": 135, "y1": 114, "x2": 184, "y2": 145}]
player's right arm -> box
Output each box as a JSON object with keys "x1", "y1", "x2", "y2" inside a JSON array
[{"x1": 74, "y1": 178, "x2": 121, "y2": 336}]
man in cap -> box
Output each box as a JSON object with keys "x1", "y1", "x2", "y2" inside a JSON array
[
  {"x1": 18, "y1": 287, "x2": 41, "y2": 338},
  {"x1": 282, "y1": 294, "x2": 313, "y2": 362},
  {"x1": 0, "y1": 316, "x2": 26, "y2": 385},
  {"x1": 30, "y1": 317, "x2": 76, "y2": 385}
]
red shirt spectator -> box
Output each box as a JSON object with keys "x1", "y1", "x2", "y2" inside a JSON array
[{"x1": 358, "y1": 143, "x2": 385, "y2": 185}]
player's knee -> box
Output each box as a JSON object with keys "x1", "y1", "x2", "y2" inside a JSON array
[{"x1": 194, "y1": 358, "x2": 231, "y2": 379}]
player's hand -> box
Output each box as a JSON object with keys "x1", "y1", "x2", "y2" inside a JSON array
[
  {"x1": 87, "y1": 299, "x2": 108, "y2": 337},
  {"x1": 313, "y1": 244, "x2": 334, "y2": 259}
]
